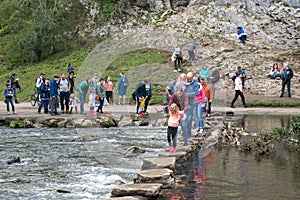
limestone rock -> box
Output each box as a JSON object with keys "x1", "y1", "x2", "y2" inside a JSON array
[
  {"x1": 111, "y1": 183, "x2": 162, "y2": 197},
  {"x1": 98, "y1": 115, "x2": 118, "y2": 128},
  {"x1": 134, "y1": 168, "x2": 174, "y2": 189},
  {"x1": 142, "y1": 157, "x2": 176, "y2": 170}
]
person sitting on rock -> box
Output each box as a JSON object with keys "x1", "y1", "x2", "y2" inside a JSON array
[
  {"x1": 237, "y1": 27, "x2": 248, "y2": 45},
  {"x1": 267, "y1": 63, "x2": 280, "y2": 79}
]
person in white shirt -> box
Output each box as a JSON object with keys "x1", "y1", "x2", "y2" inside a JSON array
[
  {"x1": 59, "y1": 74, "x2": 70, "y2": 113},
  {"x1": 231, "y1": 73, "x2": 249, "y2": 108}
]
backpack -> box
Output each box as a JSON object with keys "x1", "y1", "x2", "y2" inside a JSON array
[{"x1": 123, "y1": 77, "x2": 129, "y2": 88}]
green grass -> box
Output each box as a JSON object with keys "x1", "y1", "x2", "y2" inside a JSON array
[
  {"x1": 0, "y1": 47, "x2": 91, "y2": 101},
  {"x1": 248, "y1": 101, "x2": 300, "y2": 107}
]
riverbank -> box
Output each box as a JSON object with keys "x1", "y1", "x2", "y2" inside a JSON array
[{"x1": 2, "y1": 102, "x2": 299, "y2": 120}]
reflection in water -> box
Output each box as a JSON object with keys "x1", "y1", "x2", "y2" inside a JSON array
[{"x1": 160, "y1": 145, "x2": 300, "y2": 200}]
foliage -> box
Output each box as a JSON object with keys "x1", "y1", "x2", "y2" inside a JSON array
[
  {"x1": 10, "y1": 120, "x2": 24, "y2": 128},
  {"x1": 291, "y1": 115, "x2": 300, "y2": 138},
  {"x1": 0, "y1": 0, "x2": 87, "y2": 65}
]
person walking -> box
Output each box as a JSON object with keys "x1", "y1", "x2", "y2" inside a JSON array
[
  {"x1": 117, "y1": 72, "x2": 129, "y2": 105},
  {"x1": 4, "y1": 83, "x2": 16, "y2": 115},
  {"x1": 49, "y1": 75, "x2": 60, "y2": 115},
  {"x1": 78, "y1": 77, "x2": 92, "y2": 115},
  {"x1": 195, "y1": 79, "x2": 206, "y2": 134},
  {"x1": 231, "y1": 73, "x2": 248, "y2": 108},
  {"x1": 165, "y1": 103, "x2": 185, "y2": 153},
  {"x1": 172, "y1": 45, "x2": 183, "y2": 72},
  {"x1": 105, "y1": 76, "x2": 114, "y2": 105},
  {"x1": 59, "y1": 74, "x2": 70, "y2": 113},
  {"x1": 165, "y1": 77, "x2": 177, "y2": 104},
  {"x1": 68, "y1": 73, "x2": 75, "y2": 94},
  {"x1": 38, "y1": 78, "x2": 50, "y2": 114},
  {"x1": 96, "y1": 78, "x2": 106, "y2": 114},
  {"x1": 280, "y1": 62, "x2": 294, "y2": 98},
  {"x1": 188, "y1": 42, "x2": 199, "y2": 64},
  {"x1": 200, "y1": 77, "x2": 213, "y2": 117}
]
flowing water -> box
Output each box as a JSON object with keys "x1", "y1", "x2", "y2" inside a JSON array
[
  {"x1": 0, "y1": 127, "x2": 167, "y2": 199},
  {"x1": 1, "y1": 115, "x2": 300, "y2": 200}
]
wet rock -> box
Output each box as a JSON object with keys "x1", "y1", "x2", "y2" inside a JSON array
[
  {"x1": 98, "y1": 115, "x2": 118, "y2": 128},
  {"x1": 7, "y1": 157, "x2": 21, "y2": 165},
  {"x1": 142, "y1": 157, "x2": 176, "y2": 170},
  {"x1": 45, "y1": 119, "x2": 61, "y2": 127},
  {"x1": 104, "y1": 197, "x2": 148, "y2": 200},
  {"x1": 111, "y1": 183, "x2": 162, "y2": 197},
  {"x1": 133, "y1": 120, "x2": 149, "y2": 126},
  {"x1": 80, "y1": 119, "x2": 97, "y2": 127},
  {"x1": 23, "y1": 119, "x2": 34, "y2": 128},
  {"x1": 134, "y1": 168, "x2": 174, "y2": 189}
]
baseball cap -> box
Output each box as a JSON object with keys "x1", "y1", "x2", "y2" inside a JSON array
[{"x1": 40, "y1": 72, "x2": 45, "y2": 75}]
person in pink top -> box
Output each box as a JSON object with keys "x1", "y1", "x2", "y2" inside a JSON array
[
  {"x1": 195, "y1": 78, "x2": 207, "y2": 134},
  {"x1": 166, "y1": 103, "x2": 185, "y2": 152},
  {"x1": 104, "y1": 76, "x2": 114, "y2": 105}
]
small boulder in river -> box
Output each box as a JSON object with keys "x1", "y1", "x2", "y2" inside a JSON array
[{"x1": 7, "y1": 157, "x2": 21, "y2": 165}]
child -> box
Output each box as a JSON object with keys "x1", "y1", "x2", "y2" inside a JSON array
[
  {"x1": 138, "y1": 97, "x2": 146, "y2": 117},
  {"x1": 166, "y1": 103, "x2": 185, "y2": 152},
  {"x1": 88, "y1": 90, "x2": 96, "y2": 116},
  {"x1": 4, "y1": 83, "x2": 16, "y2": 115},
  {"x1": 69, "y1": 94, "x2": 79, "y2": 114}
]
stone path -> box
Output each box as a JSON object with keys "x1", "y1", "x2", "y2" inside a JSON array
[{"x1": 1, "y1": 102, "x2": 299, "y2": 119}]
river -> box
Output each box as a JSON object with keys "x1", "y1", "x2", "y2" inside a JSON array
[{"x1": 1, "y1": 115, "x2": 300, "y2": 200}]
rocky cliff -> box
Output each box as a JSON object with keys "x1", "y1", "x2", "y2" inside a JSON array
[{"x1": 81, "y1": 0, "x2": 300, "y2": 98}]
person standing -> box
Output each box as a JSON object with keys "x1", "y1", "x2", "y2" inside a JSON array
[
  {"x1": 105, "y1": 76, "x2": 114, "y2": 105},
  {"x1": 188, "y1": 42, "x2": 199, "y2": 64},
  {"x1": 49, "y1": 75, "x2": 60, "y2": 115},
  {"x1": 210, "y1": 68, "x2": 220, "y2": 97},
  {"x1": 172, "y1": 45, "x2": 183, "y2": 72},
  {"x1": 231, "y1": 73, "x2": 248, "y2": 108},
  {"x1": 182, "y1": 72, "x2": 199, "y2": 146},
  {"x1": 117, "y1": 72, "x2": 129, "y2": 105},
  {"x1": 165, "y1": 77, "x2": 177, "y2": 104},
  {"x1": 200, "y1": 77, "x2": 213, "y2": 117},
  {"x1": 144, "y1": 78, "x2": 152, "y2": 114},
  {"x1": 38, "y1": 78, "x2": 50, "y2": 114},
  {"x1": 36, "y1": 72, "x2": 46, "y2": 98},
  {"x1": 134, "y1": 80, "x2": 146, "y2": 116},
  {"x1": 8, "y1": 73, "x2": 20, "y2": 103},
  {"x1": 78, "y1": 77, "x2": 92, "y2": 115},
  {"x1": 232, "y1": 66, "x2": 247, "y2": 88},
  {"x1": 200, "y1": 66, "x2": 210, "y2": 78},
  {"x1": 96, "y1": 78, "x2": 106, "y2": 114},
  {"x1": 280, "y1": 62, "x2": 294, "y2": 98},
  {"x1": 4, "y1": 83, "x2": 16, "y2": 115},
  {"x1": 68, "y1": 73, "x2": 75, "y2": 94},
  {"x1": 59, "y1": 74, "x2": 70, "y2": 113}
]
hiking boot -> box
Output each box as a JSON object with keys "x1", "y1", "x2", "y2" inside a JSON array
[
  {"x1": 13, "y1": 112, "x2": 17, "y2": 114},
  {"x1": 7, "y1": 112, "x2": 11, "y2": 115},
  {"x1": 244, "y1": 105, "x2": 249, "y2": 108},
  {"x1": 231, "y1": 105, "x2": 236, "y2": 108}
]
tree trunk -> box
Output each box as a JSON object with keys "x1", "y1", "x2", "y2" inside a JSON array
[{"x1": 164, "y1": 0, "x2": 173, "y2": 10}]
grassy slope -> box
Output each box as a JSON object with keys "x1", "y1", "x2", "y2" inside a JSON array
[{"x1": 1, "y1": 43, "x2": 299, "y2": 107}]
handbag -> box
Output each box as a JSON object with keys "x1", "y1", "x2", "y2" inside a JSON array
[{"x1": 95, "y1": 95, "x2": 100, "y2": 101}]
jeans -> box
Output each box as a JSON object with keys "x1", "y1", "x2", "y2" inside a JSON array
[
  {"x1": 50, "y1": 96, "x2": 58, "y2": 113},
  {"x1": 39, "y1": 100, "x2": 49, "y2": 112},
  {"x1": 281, "y1": 79, "x2": 291, "y2": 97},
  {"x1": 188, "y1": 50, "x2": 195, "y2": 62},
  {"x1": 5, "y1": 98, "x2": 15, "y2": 112},
  {"x1": 60, "y1": 91, "x2": 70, "y2": 111},
  {"x1": 181, "y1": 104, "x2": 194, "y2": 145},
  {"x1": 97, "y1": 98, "x2": 104, "y2": 113},
  {"x1": 79, "y1": 93, "x2": 87, "y2": 114},
  {"x1": 196, "y1": 102, "x2": 205, "y2": 129},
  {"x1": 174, "y1": 55, "x2": 183, "y2": 70}
]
